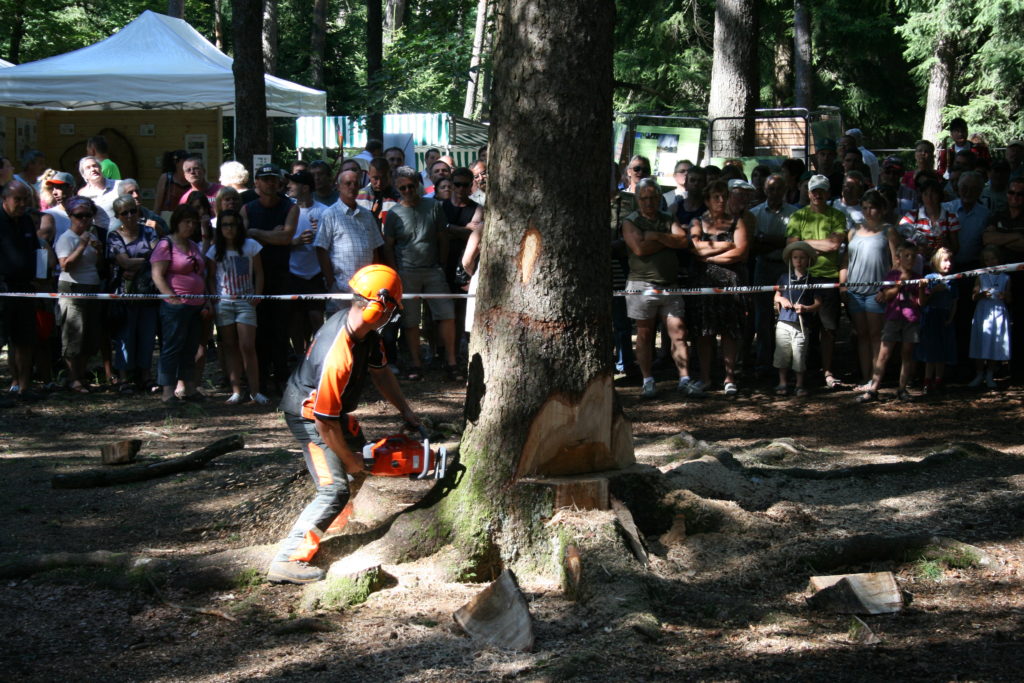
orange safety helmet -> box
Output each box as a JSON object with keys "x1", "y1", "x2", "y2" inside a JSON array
[{"x1": 348, "y1": 264, "x2": 403, "y2": 325}]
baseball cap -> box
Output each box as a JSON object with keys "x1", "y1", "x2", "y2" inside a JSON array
[
  {"x1": 286, "y1": 170, "x2": 315, "y2": 187},
  {"x1": 808, "y1": 174, "x2": 830, "y2": 192},
  {"x1": 728, "y1": 179, "x2": 755, "y2": 191},
  {"x1": 47, "y1": 171, "x2": 75, "y2": 185},
  {"x1": 255, "y1": 163, "x2": 283, "y2": 179}
]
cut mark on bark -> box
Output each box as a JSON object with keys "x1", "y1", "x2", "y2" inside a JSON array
[{"x1": 518, "y1": 227, "x2": 541, "y2": 284}]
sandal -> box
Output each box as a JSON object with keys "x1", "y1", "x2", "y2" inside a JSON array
[
  {"x1": 68, "y1": 382, "x2": 90, "y2": 394},
  {"x1": 445, "y1": 364, "x2": 465, "y2": 383},
  {"x1": 856, "y1": 390, "x2": 878, "y2": 403},
  {"x1": 773, "y1": 385, "x2": 789, "y2": 396},
  {"x1": 404, "y1": 367, "x2": 423, "y2": 382},
  {"x1": 897, "y1": 388, "x2": 914, "y2": 402},
  {"x1": 795, "y1": 387, "x2": 809, "y2": 398},
  {"x1": 723, "y1": 382, "x2": 738, "y2": 397},
  {"x1": 824, "y1": 374, "x2": 839, "y2": 390}
]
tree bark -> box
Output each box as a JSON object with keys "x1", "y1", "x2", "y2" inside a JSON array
[
  {"x1": 366, "y1": 0, "x2": 384, "y2": 142},
  {"x1": 476, "y1": 11, "x2": 496, "y2": 120},
  {"x1": 463, "y1": 0, "x2": 489, "y2": 119},
  {"x1": 232, "y1": 0, "x2": 270, "y2": 169},
  {"x1": 8, "y1": 0, "x2": 26, "y2": 64},
  {"x1": 707, "y1": 0, "x2": 759, "y2": 157},
  {"x1": 310, "y1": 0, "x2": 329, "y2": 88},
  {"x1": 384, "y1": 0, "x2": 406, "y2": 45},
  {"x1": 167, "y1": 0, "x2": 185, "y2": 19},
  {"x1": 922, "y1": 32, "x2": 953, "y2": 146},
  {"x1": 262, "y1": 0, "x2": 279, "y2": 76},
  {"x1": 792, "y1": 0, "x2": 812, "y2": 110},
  {"x1": 436, "y1": 0, "x2": 628, "y2": 579}
]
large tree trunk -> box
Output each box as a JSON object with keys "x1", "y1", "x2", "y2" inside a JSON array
[
  {"x1": 437, "y1": 0, "x2": 628, "y2": 578},
  {"x1": 384, "y1": 0, "x2": 406, "y2": 45},
  {"x1": 232, "y1": 0, "x2": 270, "y2": 169},
  {"x1": 792, "y1": 0, "x2": 812, "y2": 110},
  {"x1": 922, "y1": 32, "x2": 953, "y2": 146},
  {"x1": 167, "y1": 0, "x2": 185, "y2": 19},
  {"x1": 310, "y1": 0, "x2": 328, "y2": 88},
  {"x1": 476, "y1": 11, "x2": 496, "y2": 120},
  {"x1": 8, "y1": 0, "x2": 25, "y2": 64},
  {"x1": 262, "y1": 0, "x2": 279, "y2": 76},
  {"x1": 366, "y1": 0, "x2": 384, "y2": 142},
  {"x1": 463, "y1": 0, "x2": 489, "y2": 119},
  {"x1": 707, "y1": 0, "x2": 759, "y2": 157}
]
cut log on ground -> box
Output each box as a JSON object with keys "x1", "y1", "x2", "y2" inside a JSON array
[
  {"x1": 100, "y1": 439, "x2": 142, "y2": 465},
  {"x1": 453, "y1": 569, "x2": 534, "y2": 651},
  {"x1": 0, "y1": 550, "x2": 160, "y2": 580},
  {"x1": 52, "y1": 435, "x2": 245, "y2": 489},
  {"x1": 806, "y1": 572, "x2": 903, "y2": 615}
]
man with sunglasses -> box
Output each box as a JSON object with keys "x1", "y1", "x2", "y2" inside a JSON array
[
  {"x1": 384, "y1": 167, "x2": 462, "y2": 381},
  {"x1": 441, "y1": 168, "x2": 484, "y2": 351}
]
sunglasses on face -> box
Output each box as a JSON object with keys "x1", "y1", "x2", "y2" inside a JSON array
[
  {"x1": 453, "y1": 182, "x2": 471, "y2": 188},
  {"x1": 72, "y1": 212, "x2": 94, "y2": 219},
  {"x1": 397, "y1": 184, "x2": 416, "y2": 192},
  {"x1": 1007, "y1": 190, "x2": 1024, "y2": 197},
  {"x1": 118, "y1": 208, "x2": 139, "y2": 217},
  {"x1": 631, "y1": 166, "x2": 650, "y2": 173}
]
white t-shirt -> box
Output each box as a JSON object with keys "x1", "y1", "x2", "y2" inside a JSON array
[
  {"x1": 55, "y1": 229, "x2": 101, "y2": 285},
  {"x1": 206, "y1": 238, "x2": 262, "y2": 296},
  {"x1": 289, "y1": 201, "x2": 328, "y2": 279},
  {"x1": 78, "y1": 179, "x2": 121, "y2": 228},
  {"x1": 45, "y1": 206, "x2": 72, "y2": 243}
]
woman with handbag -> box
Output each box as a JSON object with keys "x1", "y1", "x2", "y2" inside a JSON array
[{"x1": 107, "y1": 194, "x2": 160, "y2": 393}]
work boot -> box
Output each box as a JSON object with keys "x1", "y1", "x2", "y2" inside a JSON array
[{"x1": 267, "y1": 560, "x2": 325, "y2": 584}]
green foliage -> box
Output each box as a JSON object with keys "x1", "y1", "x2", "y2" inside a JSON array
[{"x1": 233, "y1": 567, "x2": 265, "y2": 589}]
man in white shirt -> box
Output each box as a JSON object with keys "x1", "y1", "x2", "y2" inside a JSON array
[
  {"x1": 845, "y1": 128, "x2": 880, "y2": 187},
  {"x1": 286, "y1": 170, "x2": 330, "y2": 353}
]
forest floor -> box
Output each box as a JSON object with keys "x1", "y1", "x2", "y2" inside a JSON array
[{"x1": 1, "y1": 351, "x2": 1023, "y2": 682}]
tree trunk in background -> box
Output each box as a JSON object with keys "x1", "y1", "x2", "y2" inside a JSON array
[
  {"x1": 310, "y1": 0, "x2": 328, "y2": 88},
  {"x1": 213, "y1": 0, "x2": 225, "y2": 50},
  {"x1": 793, "y1": 0, "x2": 812, "y2": 110},
  {"x1": 366, "y1": 0, "x2": 384, "y2": 142},
  {"x1": 707, "y1": 0, "x2": 759, "y2": 157},
  {"x1": 463, "y1": 0, "x2": 489, "y2": 119},
  {"x1": 167, "y1": 0, "x2": 185, "y2": 19},
  {"x1": 922, "y1": 33, "x2": 953, "y2": 145},
  {"x1": 438, "y1": 0, "x2": 630, "y2": 577},
  {"x1": 384, "y1": 0, "x2": 406, "y2": 45},
  {"x1": 9, "y1": 0, "x2": 25, "y2": 63},
  {"x1": 232, "y1": 0, "x2": 269, "y2": 170},
  {"x1": 262, "y1": 0, "x2": 279, "y2": 75}
]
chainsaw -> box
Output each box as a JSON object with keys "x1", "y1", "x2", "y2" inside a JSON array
[{"x1": 361, "y1": 432, "x2": 447, "y2": 480}]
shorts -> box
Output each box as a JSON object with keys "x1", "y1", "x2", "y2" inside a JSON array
[
  {"x1": 624, "y1": 280, "x2": 685, "y2": 321},
  {"x1": 58, "y1": 280, "x2": 101, "y2": 357},
  {"x1": 817, "y1": 283, "x2": 840, "y2": 331},
  {"x1": 215, "y1": 298, "x2": 258, "y2": 327},
  {"x1": 882, "y1": 318, "x2": 920, "y2": 344},
  {"x1": 399, "y1": 267, "x2": 455, "y2": 327},
  {"x1": 288, "y1": 272, "x2": 327, "y2": 314},
  {"x1": 845, "y1": 290, "x2": 885, "y2": 315},
  {"x1": 773, "y1": 320, "x2": 808, "y2": 372}
]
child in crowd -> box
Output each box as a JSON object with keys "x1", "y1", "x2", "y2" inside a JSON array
[
  {"x1": 205, "y1": 209, "x2": 269, "y2": 405},
  {"x1": 773, "y1": 241, "x2": 821, "y2": 397},
  {"x1": 858, "y1": 241, "x2": 930, "y2": 402},
  {"x1": 968, "y1": 245, "x2": 1011, "y2": 389},
  {"x1": 915, "y1": 247, "x2": 957, "y2": 394}
]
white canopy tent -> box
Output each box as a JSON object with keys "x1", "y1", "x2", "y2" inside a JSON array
[{"x1": 0, "y1": 10, "x2": 325, "y2": 117}]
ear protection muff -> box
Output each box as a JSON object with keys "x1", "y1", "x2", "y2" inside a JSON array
[{"x1": 361, "y1": 288, "x2": 396, "y2": 325}]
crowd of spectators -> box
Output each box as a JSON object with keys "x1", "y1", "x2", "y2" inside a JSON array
[
  {"x1": 612, "y1": 120, "x2": 1024, "y2": 400},
  {"x1": 0, "y1": 138, "x2": 488, "y2": 406}
]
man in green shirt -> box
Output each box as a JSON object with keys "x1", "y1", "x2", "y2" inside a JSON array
[
  {"x1": 87, "y1": 135, "x2": 121, "y2": 180},
  {"x1": 786, "y1": 174, "x2": 847, "y2": 388}
]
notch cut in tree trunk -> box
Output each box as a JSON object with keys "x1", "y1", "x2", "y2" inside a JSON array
[
  {"x1": 515, "y1": 374, "x2": 634, "y2": 478},
  {"x1": 453, "y1": 569, "x2": 534, "y2": 651},
  {"x1": 519, "y1": 473, "x2": 610, "y2": 511},
  {"x1": 52, "y1": 435, "x2": 245, "y2": 489},
  {"x1": 100, "y1": 439, "x2": 142, "y2": 466},
  {"x1": 806, "y1": 572, "x2": 903, "y2": 615}
]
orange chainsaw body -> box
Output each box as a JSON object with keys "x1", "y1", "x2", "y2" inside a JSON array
[{"x1": 361, "y1": 434, "x2": 447, "y2": 479}]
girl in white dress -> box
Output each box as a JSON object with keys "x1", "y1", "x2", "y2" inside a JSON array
[{"x1": 968, "y1": 245, "x2": 1011, "y2": 389}]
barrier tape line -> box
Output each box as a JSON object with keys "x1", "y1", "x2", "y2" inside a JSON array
[{"x1": 1, "y1": 262, "x2": 1022, "y2": 301}]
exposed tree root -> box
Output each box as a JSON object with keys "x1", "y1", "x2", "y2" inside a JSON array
[
  {"x1": 746, "y1": 446, "x2": 966, "y2": 480},
  {"x1": 0, "y1": 550, "x2": 158, "y2": 580}
]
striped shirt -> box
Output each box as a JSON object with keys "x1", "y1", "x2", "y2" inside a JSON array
[{"x1": 898, "y1": 206, "x2": 959, "y2": 252}]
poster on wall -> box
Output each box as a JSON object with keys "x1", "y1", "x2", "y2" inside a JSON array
[
  {"x1": 16, "y1": 118, "x2": 37, "y2": 157},
  {"x1": 185, "y1": 134, "x2": 208, "y2": 165},
  {"x1": 633, "y1": 125, "x2": 702, "y2": 183}
]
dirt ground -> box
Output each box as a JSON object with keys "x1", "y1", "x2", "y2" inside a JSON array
[{"x1": 1, "y1": 356, "x2": 1023, "y2": 682}]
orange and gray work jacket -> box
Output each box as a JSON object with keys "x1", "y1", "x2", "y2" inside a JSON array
[{"x1": 279, "y1": 311, "x2": 387, "y2": 423}]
